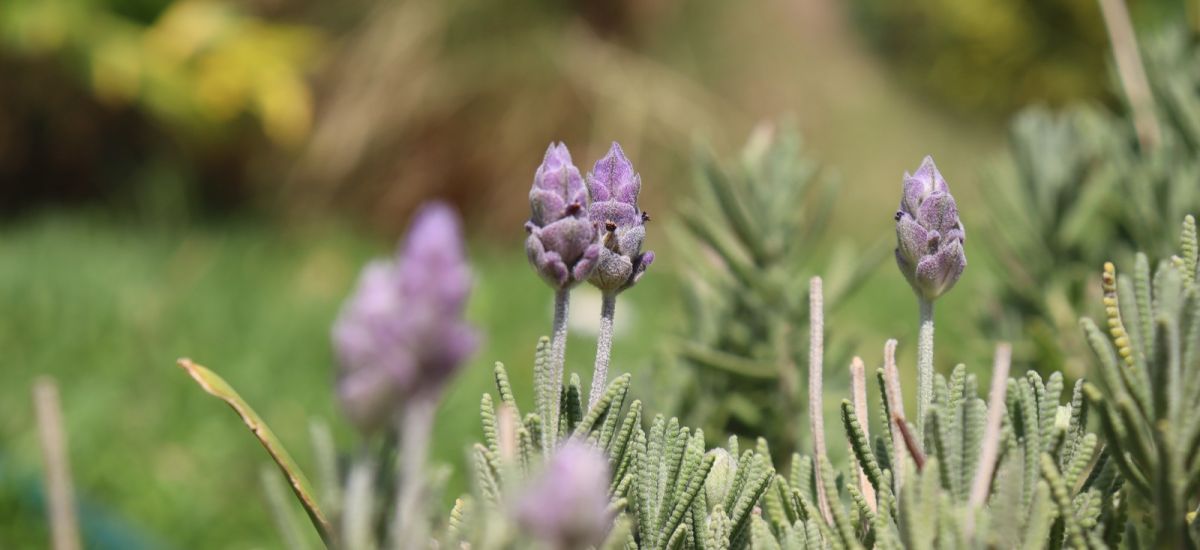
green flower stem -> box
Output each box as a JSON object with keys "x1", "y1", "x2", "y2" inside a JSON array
[
  {"x1": 548, "y1": 288, "x2": 570, "y2": 445},
  {"x1": 589, "y1": 292, "x2": 617, "y2": 409},
  {"x1": 917, "y1": 298, "x2": 935, "y2": 441},
  {"x1": 392, "y1": 395, "x2": 436, "y2": 547}
]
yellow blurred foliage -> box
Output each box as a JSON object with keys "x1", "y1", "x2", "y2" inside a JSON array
[{"x1": 1, "y1": 0, "x2": 321, "y2": 147}]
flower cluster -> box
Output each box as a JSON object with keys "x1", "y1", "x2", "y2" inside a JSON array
[
  {"x1": 515, "y1": 440, "x2": 612, "y2": 549},
  {"x1": 525, "y1": 143, "x2": 601, "y2": 291},
  {"x1": 894, "y1": 155, "x2": 966, "y2": 302},
  {"x1": 331, "y1": 202, "x2": 479, "y2": 433},
  {"x1": 587, "y1": 143, "x2": 654, "y2": 294},
  {"x1": 525, "y1": 142, "x2": 653, "y2": 294}
]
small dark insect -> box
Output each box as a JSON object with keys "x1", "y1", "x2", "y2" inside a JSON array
[
  {"x1": 605, "y1": 220, "x2": 617, "y2": 232},
  {"x1": 641, "y1": 211, "x2": 651, "y2": 223},
  {"x1": 894, "y1": 211, "x2": 905, "y2": 222}
]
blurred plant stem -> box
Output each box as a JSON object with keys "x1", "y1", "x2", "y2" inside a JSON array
[
  {"x1": 1097, "y1": 0, "x2": 1161, "y2": 150},
  {"x1": 343, "y1": 451, "x2": 376, "y2": 550},
  {"x1": 34, "y1": 376, "x2": 81, "y2": 550},
  {"x1": 392, "y1": 396, "x2": 436, "y2": 547},
  {"x1": 260, "y1": 466, "x2": 311, "y2": 550}
]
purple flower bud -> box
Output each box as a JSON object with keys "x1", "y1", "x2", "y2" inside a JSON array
[
  {"x1": 515, "y1": 440, "x2": 612, "y2": 549},
  {"x1": 586, "y1": 142, "x2": 654, "y2": 293},
  {"x1": 332, "y1": 201, "x2": 479, "y2": 433},
  {"x1": 526, "y1": 143, "x2": 601, "y2": 290},
  {"x1": 895, "y1": 156, "x2": 966, "y2": 301}
]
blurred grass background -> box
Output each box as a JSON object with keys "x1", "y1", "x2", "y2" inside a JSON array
[{"x1": 0, "y1": 0, "x2": 1184, "y2": 546}]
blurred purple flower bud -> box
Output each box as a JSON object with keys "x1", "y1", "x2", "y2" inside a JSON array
[
  {"x1": 515, "y1": 440, "x2": 612, "y2": 549},
  {"x1": 586, "y1": 142, "x2": 654, "y2": 293},
  {"x1": 895, "y1": 156, "x2": 966, "y2": 301},
  {"x1": 332, "y1": 202, "x2": 479, "y2": 433},
  {"x1": 526, "y1": 143, "x2": 601, "y2": 290}
]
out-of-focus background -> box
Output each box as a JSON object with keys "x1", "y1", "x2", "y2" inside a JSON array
[{"x1": 0, "y1": 0, "x2": 1192, "y2": 546}]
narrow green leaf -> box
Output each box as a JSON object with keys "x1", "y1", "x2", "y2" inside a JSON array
[{"x1": 177, "y1": 359, "x2": 333, "y2": 544}]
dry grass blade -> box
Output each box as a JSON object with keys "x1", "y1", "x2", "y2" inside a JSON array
[{"x1": 34, "y1": 377, "x2": 81, "y2": 550}]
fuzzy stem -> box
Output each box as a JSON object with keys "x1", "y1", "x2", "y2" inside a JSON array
[
  {"x1": 392, "y1": 395, "x2": 437, "y2": 547},
  {"x1": 34, "y1": 377, "x2": 80, "y2": 550},
  {"x1": 808, "y1": 277, "x2": 833, "y2": 524},
  {"x1": 917, "y1": 299, "x2": 935, "y2": 442},
  {"x1": 549, "y1": 288, "x2": 570, "y2": 446},
  {"x1": 1097, "y1": 0, "x2": 1161, "y2": 151},
  {"x1": 589, "y1": 292, "x2": 617, "y2": 409},
  {"x1": 849, "y1": 356, "x2": 876, "y2": 512},
  {"x1": 882, "y1": 339, "x2": 906, "y2": 489},
  {"x1": 966, "y1": 343, "x2": 1012, "y2": 536}
]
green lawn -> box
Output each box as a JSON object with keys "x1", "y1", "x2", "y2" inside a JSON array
[{"x1": 0, "y1": 212, "x2": 676, "y2": 548}]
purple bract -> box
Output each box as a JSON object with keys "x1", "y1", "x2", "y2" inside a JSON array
[
  {"x1": 894, "y1": 156, "x2": 966, "y2": 301},
  {"x1": 332, "y1": 201, "x2": 478, "y2": 433},
  {"x1": 525, "y1": 143, "x2": 601, "y2": 290},
  {"x1": 515, "y1": 440, "x2": 612, "y2": 548},
  {"x1": 586, "y1": 142, "x2": 654, "y2": 293}
]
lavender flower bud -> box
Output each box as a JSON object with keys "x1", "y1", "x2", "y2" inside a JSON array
[
  {"x1": 586, "y1": 142, "x2": 654, "y2": 293},
  {"x1": 332, "y1": 201, "x2": 479, "y2": 433},
  {"x1": 515, "y1": 440, "x2": 612, "y2": 549},
  {"x1": 704, "y1": 448, "x2": 737, "y2": 506},
  {"x1": 894, "y1": 156, "x2": 966, "y2": 302},
  {"x1": 526, "y1": 143, "x2": 601, "y2": 290}
]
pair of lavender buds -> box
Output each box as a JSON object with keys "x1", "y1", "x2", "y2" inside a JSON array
[{"x1": 525, "y1": 142, "x2": 654, "y2": 295}]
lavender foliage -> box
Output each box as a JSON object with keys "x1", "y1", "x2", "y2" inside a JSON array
[{"x1": 182, "y1": 138, "x2": 1200, "y2": 550}]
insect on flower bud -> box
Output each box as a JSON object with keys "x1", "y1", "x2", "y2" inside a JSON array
[{"x1": 586, "y1": 142, "x2": 654, "y2": 294}]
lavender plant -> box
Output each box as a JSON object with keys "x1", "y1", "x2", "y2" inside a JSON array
[
  {"x1": 984, "y1": 25, "x2": 1200, "y2": 374},
  {"x1": 585, "y1": 142, "x2": 654, "y2": 407},
  {"x1": 525, "y1": 142, "x2": 601, "y2": 448},
  {"x1": 1078, "y1": 215, "x2": 1200, "y2": 547},
  {"x1": 667, "y1": 126, "x2": 883, "y2": 456},
  {"x1": 331, "y1": 200, "x2": 480, "y2": 547},
  {"x1": 894, "y1": 156, "x2": 966, "y2": 441},
  {"x1": 176, "y1": 146, "x2": 1200, "y2": 549}
]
